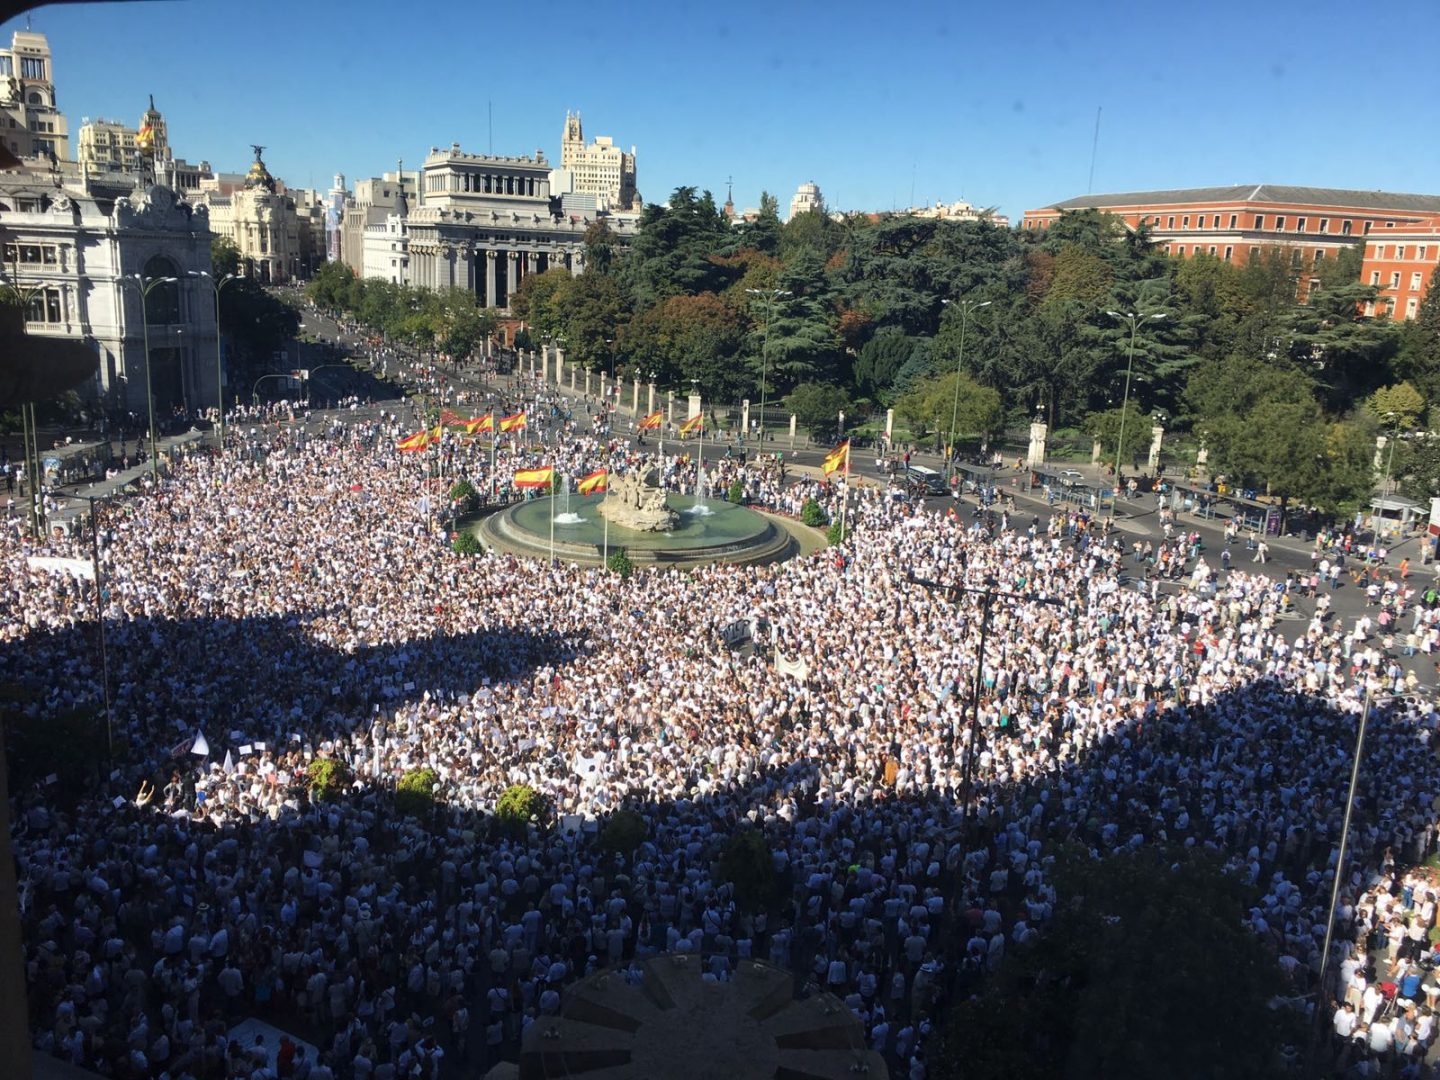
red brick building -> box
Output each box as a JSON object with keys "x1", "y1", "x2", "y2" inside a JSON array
[{"x1": 1021, "y1": 184, "x2": 1440, "y2": 318}]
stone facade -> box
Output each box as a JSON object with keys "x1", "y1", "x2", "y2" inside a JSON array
[
  {"x1": 0, "y1": 174, "x2": 217, "y2": 416},
  {"x1": 340, "y1": 171, "x2": 415, "y2": 279},
  {"x1": 75, "y1": 98, "x2": 213, "y2": 194},
  {"x1": 0, "y1": 30, "x2": 69, "y2": 163},
  {"x1": 196, "y1": 147, "x2": 323, "y2": 283},
  {"x1": 559, "y1": 111, "x2": 638, "y2": 211}
]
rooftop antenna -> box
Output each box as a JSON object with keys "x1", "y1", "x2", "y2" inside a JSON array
[{"x1": 1087, "y1": 106, "x2": 1102, "y2": 194}]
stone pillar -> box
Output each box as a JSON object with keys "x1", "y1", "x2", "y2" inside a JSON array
[
  {"x1": 885, "y1": 409, "x2": 894, "y2": 442},
  {"x1": 600, "y1": 372, "x2": 608, "y2": 402},
  {"x1": 741, "y1": 399, "x2": 750, "y2": 437},
  {"x1": 1027, "y1": 418, "x2": 1048, "y2": 467},
  {"x1": 1091, "y1": 438, "x2": 1103, "y2": 464},
  {"x1": 555, "y1": 347, "x2": 565, "y2": 387},
  {"x1": 632, "y1": 376, "x2": 641, "y2": 414},
  {"x1": 1148, "y1": 424, "x2": 1164, "y2": 471},
  {"x1": 789, "y1": 414, "x2": 797, "y2": 449},
  {"x1": 647, "y1": 382, "x2": 656, "y2": 415},
  {"x1": 667, "y1": 392, "x2": 676, "y2": 425},
  {"x1": 484, "y1": 251, "x2": 497, "y2": 309},
  {"x1": 527, "y1": 252, "x2": 539, "y2": 276},
  {"x1": 584, "y1": 369, "x2": 592, "y2": 397},
  {"x1": 506, "y1": 252, "x2": 518, "y2": 302},
  {"x1": 687, "y1": 392, "x2": 701, "y2": 421}
]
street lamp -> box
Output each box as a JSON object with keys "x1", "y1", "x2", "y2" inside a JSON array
[
  {"x1": 192, "y1": 270, "x2": 240, "y2": 450},
  {"x1": 941, "y1": 298, "x2": 991, "y2": 484},
  {"x1": 1104, "y1": 310, "x2": 1167, "y2": 519},
  {"x1": 745, "y1": 287, "x2": 791, "y2": 445},
  {"x1": 120, "y1": 273, "x2": 178, "y2": 483}
]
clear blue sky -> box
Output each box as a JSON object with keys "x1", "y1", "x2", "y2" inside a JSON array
[{"x1": 7, "y1": 0, "x2": 1440, "y2": 221}]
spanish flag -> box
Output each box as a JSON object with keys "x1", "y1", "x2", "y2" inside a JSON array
[
  {"x1": 500, "y1": 412, "x2": 528, "y2": 432},
  {"x1": 136, "y1": 121, "x2": 155, "y2": 154},
  {"x1": 822, "y1": 439, "x2": 850, "y2": 476},
  {"x1": 638, "y1": 410, "x2": 664, "y2": 430},
  {"x1": 513, "y1": 467, "x2": 554, "y2": 489},
  {"x1": 466, "y1": 413, "x2": 494, "y2": 434},
  {"x1": 678, "y1": 414, "x2": 704, "y2": 437},
  {"x1": 577, "y1": 469, "x2": 608, "y2": 496},
  {"x1": 397, "y1": 426, "x2": 439, "y2": 452}
]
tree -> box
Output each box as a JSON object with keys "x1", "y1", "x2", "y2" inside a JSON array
[
  {"x1": 1365, "y1": 382, "x2": 1426, "y2": 430},
  {"x1": 307, "y1": 758, "x2": 350, "y2": 802},
  {"x1": 932, "y1": 846, "x2": 1296, "y2": 1080},
  {"x1": 394, "y1": 767, "x2": 439, "y2": 816},
  {"x1": 1084, "y1": 402, "x2": 1150, "y2": 470},
  {"x1": 783, "y1": 381, "x2": 850, "y2": 438},
  {"x1": 893, "y1": 371, "x2": 1003, "y2": 444},
  {"x1": 212, "y1": 236, "x2": 242, "y2": 279},
  {"x1": 495, "y1": 783, "x2": 549, "y2": 835}
]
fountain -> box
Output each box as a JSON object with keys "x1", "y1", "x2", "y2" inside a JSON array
[{"x1": 478, "y1": 468, "x2": 798, "y2": 568}]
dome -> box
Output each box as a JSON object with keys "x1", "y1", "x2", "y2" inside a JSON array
[{"x1": 244, "y1": 145, "x2": 277, "y2": 193}]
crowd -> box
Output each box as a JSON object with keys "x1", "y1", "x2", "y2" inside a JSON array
[{"x1": 5, "y1": 377, "x2": 1440, "y2": 1080}]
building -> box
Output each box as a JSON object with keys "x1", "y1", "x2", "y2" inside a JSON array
[
  {"x1": 788, "y1": 181, "x2": 823, "y2": 221},
  {"x1": 360, "y1": 180, "x2": 409, "y2": 285},
  {"x1": 75, "y1": 97, "x2": 213, "y2": 193},
  {"x1": 405, "y1": 142, "x2": 639, "y2": 309},
  {"x1": 1360, "y1": 226, "x2": 1440, "y2": 321},
  {"x1": 324, "y1": 172, "x2": 347, "y2": 263},
  {"x1": 1021, "y1": 184, "x2": 1440, "y2": 316},
  {"x1": 340, "y1": 169, "x2": 416, "y2": 280},
  {"x1": 888, "y1": 199, "x2": 1009, "y2": 227},
  {"x1": 0, "y1": 172, "x2": 218, "y2": 417},
  {"x1": 559, "y1": 111, "x2": 638, "y2": 211},
  {"x1": 0, "y1": 29, "x2": 70, "y2": 163},
  {"x1": 195, "y1": 146, "x2": 324, "y2": 283}
]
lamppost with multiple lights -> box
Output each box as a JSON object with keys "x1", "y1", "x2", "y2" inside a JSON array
[
  {"x1": 120, "y1": 273, "x2": 178, "y2": 483},
  {"x1": 745, "y1": 287, "x2": 790, "y2": 445},
  {"x1": 191, "y1": 270, "x2": 239, "y2": 450},
  {"x1": 941, "y1": 297, "x2": 991, "y2": 484},
  {"x1": 1104, "y1": 310, "x2": 1166, "y2": 519}
]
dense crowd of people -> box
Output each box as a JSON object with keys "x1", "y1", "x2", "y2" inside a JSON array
[{"x1": 5, "y1": 372, "x2": 1440, "y2": 1080}]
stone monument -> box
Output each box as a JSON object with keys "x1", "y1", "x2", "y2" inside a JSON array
[{"x1": 597, "y1": 469, "x2": 678, "y2": 532}]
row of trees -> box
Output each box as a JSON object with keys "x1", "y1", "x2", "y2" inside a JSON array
[{"x1": 301, "y1": 190, "x2": 1440, "y2": 514}]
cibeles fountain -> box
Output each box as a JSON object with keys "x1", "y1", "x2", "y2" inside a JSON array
[{"x1": 477, "y1": 467, "x2": 799, "y2": 568}]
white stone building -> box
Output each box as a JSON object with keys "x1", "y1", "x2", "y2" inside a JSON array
[
  {"x1": 0, "y1": 29, "x2": 69, "y2": 164},
  {"x1": 75, "y1": 97, "x2": 212, "y2": 194},
  {"x1": 788, "y1": 181, "x2": 823, "y2": 221},
  {"x1": 361, "y1": 209, "x2": 410, "y2": 285},
  {"x1": 559, "y1": 112, "x2": 638, "y2": 211},
  {"x1": 0, "y1": 174, "x2": 218, "y2": 416},
  {"x1": 195, "y1": 147, "x2": 323, "y2": 283}
]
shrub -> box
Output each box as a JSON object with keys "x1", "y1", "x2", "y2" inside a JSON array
[
  {"x1": 826, "y1": 521, "x2": 847, "y2": 545},
  {"x1": 448, "y1": 479, "x2": 478, "y2": 512},
  {"x1": 395, "y1": 766, "x2": 439, "y2": 816},
  {"x1": 599, "y1": 809, "x2": 648, "y2": 856},
  {"x1": 728, "y1": 479, "x2": 746, "y2": 504},
  {"x1": 607, "y1": 549, "x2": 635, "y2": 578},
  {"x1": 800, "y1": 498, "x2": 829, "y2": 527},
  {"x1": 495, "y1": 783, "x2": 549, "y2": 835},
  {"x1": 452, "y1": 531, "x2": 483, "y2": 555},
  {"x1": 307, "y1": 757, "x2": 351, "y2": 802},
  {"x1": 717, "y1": 828, "x2": 779, "y2": 912}
]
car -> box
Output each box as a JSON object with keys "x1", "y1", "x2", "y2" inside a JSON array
[
  {"x1": 1056, "y1": 469, "x2": 1085, "y2": 486},
  {"x1": 904, "y1": 464, "x2": 951, "y2": 496}
]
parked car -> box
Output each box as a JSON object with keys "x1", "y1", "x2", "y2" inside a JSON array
[{"x1": 1056, "y1": 469, "x2": 1085, "y2": 486}]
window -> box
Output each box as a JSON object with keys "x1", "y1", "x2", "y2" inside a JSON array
[
  {"x1": 1254, "y1": 215, "x2": 1265, "y2": 229},
  {"x1": 1371, "y1": 271, "x2": 1381, "y2": 285},
  {"x1": 1182, "y1": 216, "x2": 1190, "y2": 228},
  {"x1": 1318, "y1": 219, "x2": 1329, "y2": 234},
  {"x1": 0, "y1": 56, "x2": 11, "y2": 77},
  {"x1": 1297, "y1": 218, "x2": 1306, "y2": 232},
  {"x1": 1292, "y1": 249, "x2": 1304, "y2": 268},
  {"x1": 1412, "y1": 272, "x2": 1424, "y2": 290},
  {"x1": 1176, "y1": 245, "x2": 1186, "y2": 256},
  {"x1": 1250, "y1": 246, "x2": 1261, "y2": 260},
  {"x1": 1420, "y1": 247, "x2": 1429, "y2": 259},
  {"x1": 1167, "y1": 215, "x2": 1175, "y2": 228},
  {"x1": 1408, "y1": 298, "x2": 1420, "y2": 319},
  {"x1": 1229, "y1": 214, "x2": 1238, "y2": 228},
  {"x1": 1314, "y1": 250, "x2": 1325, "y2": 262},
  {"x1": 1391, "y1": 272, "x2": 1401, "y2": 288},
  {"x1": 1398, "y1": 246, "x2": 1407, "y2": 259},
  {"x1": 1363, "y1": 222, "x2": 1372, "y2": 234},
  {"x1": 1342, "y1": 220, "x2": 1353, "y2": 236},
  {"x1": 1365, "y1": 300, "x2": 1376, "y2": 317},
  {"x1": 24, "y1": 287, "x2": 62, "y2": 324},
  {"x1": 1208, "y1": 245, "x2": 1217, "y2": 255},
  {"x1": 19, "y1": 56, "x2": 45, "y2": 80},
  {"x1": 1223, "y1": 245, "x2": 1234, "y2": 261},
  {"x1": 1275, "y1": 216, "x2": 1286, "y2": 231},
  {"x1": 1213, "y1": 215, "x2": 1222, "y2": 228},
  {"x1": 1386, "y1": 221, "x2": 1396, "y2": 228}
]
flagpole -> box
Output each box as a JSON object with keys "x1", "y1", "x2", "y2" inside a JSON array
[
  {"x1": 549, "y1": 468, "x2": 556, "y2": 566},
  {"x1": 840, "y1": 443, "x2": 851, "y2": 543},
  {"x1": 603, "y1": 513, "x2": 609, "y2": 567}
]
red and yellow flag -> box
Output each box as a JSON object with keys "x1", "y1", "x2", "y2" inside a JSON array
[
  {"x1": 678, "y1": 414, "x2": 704, "y2": 437},
  {"x1": 577, "y1": 469, "x2": 608, "y2": 496},
  {"x1": 500, "y1": 412, "x2": 528, "y2": 433},
  {"x1": 440, "y1": 408, "x2": 467, "y2": 428},
  {"x1": 822, "y1": 439, "x2": 851, "y2": 476},
  {"x1": 638, "y1": 410, "x2": 664, "y2": 430},
  {"x1": 466, "y1": 413, "x2": 495, "y2": 434},
  {"x1": 513, "y1": 467, "x2": 554, "y2": 489},
  {"x1": 397, "y1": 426, "x2": 440, "y2": 452}
]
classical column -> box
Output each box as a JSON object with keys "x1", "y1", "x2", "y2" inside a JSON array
[
  {"x1": 599, "y1": 372, "x2": 608, "y2": 402},
  {"x1": 1027, "y1": 416, "x2": 1048, "y2": 467},
  {"x1": 460, "y1": 248, "x2": 473, "y2": 292},
  {"x1": 647, "y1": 382, "x2": 656, "y2": 415},
  {"x1": 506, "y1": 252, "x2": 518, "y2": 303},
  {"x1": 687, "y1": 391, "x2": 701, "y2": 421},
  {"x1": 742, "y1": 399, "x2": 750, "y2": 436},
  {"x1": 885, "y1": 408, "x2": 895, "y2": 442},
  {"x1": 584, "y1": 369, "x2": 592, "y2": 398},
  {"x1": 667, "y1": 391, "x2": 675, "y2": 425},
  {"x1": 632, "y1": 376, "x2": 641, "y2": 414},
  {"x1": 484, "y1": 251, "x2": 497, "y2": 309},
  {"x1": 526, "y1": 252, "x2": 539, "y2": 276}
]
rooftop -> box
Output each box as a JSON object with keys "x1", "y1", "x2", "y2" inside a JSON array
[{"x1": 1042, "y1": 184, "x2": 1440, "y2": 215}]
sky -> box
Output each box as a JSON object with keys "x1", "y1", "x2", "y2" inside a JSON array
[{"x1": 5, "y1": 0, "x2": 1440, "y2": 222}]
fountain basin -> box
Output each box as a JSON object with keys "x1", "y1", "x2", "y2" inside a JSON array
[{"x1": 477, "y1": 493, "x2": 798, "y2": 568}]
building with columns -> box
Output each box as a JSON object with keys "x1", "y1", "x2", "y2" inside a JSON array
[
  {"x1": 196, "y1": 146, "x2": 324, "y2": 283},
  {"x1": 75, "y1": 97, "x2": 213, "y2": 194},
  {"x1": 559, "y1": 111, "x2": 638, "y2": 211},
  {"x1": 0, "y1": 29, "x2": 70, "y2": 163},
  {"x1": 0, "y1": 172, "x2": 218, "y2": 416},
  {"x1": 340, "y1": 170, "x2": 415, "y2": 279},
  {"x1": 406, "y1": 142, "x2": 640, "y2": 309}
]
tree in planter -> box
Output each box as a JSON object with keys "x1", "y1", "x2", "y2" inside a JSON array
[
  {"x1": 452, "y1": 531, "x2": 483, "y2": 556},
  {"x1": 598, "y1": 808, "x2": 648, "y2": 857},
  {"x1": 307, "y1": 757, "x2": 351, "y2": 802},
  {"x1": 495, "y1": 783, "x2": 549, "y2": 835},
  {"x1": 395, "y1": 766, "x2": 439, "y2": 816},
  {"x1": 800, "y1": 498, "x2": 829, "y2": 527},
  {"x1": 727, "y1": 479, "x2": 746, "y2": 504},
  {"x1": 607, "y1": 550, "x2": 635, "y2": 578},
  {"x1": 826, "y1": 520, "x2": 847, "y2": 545},
  {"x1": 448, "y1": 479, "x2": 479, "y2": 513}
]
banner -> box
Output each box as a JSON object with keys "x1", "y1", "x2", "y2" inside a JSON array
[
  {"x1": 775, "y1": 647, "x2": 810, "y2": 681},
  {"x1": 26, "y1": 556, "x2": 94, "y2": 580}
]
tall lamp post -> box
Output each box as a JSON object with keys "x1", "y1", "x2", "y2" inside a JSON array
[
  {"x1": 121, "y1": 273, "x2": 178, "y2": 484},
  {"x1": 940, "y1": 297, "x2": 991, "y2": 484},
  {"x1": 1104, "y1": 310, "x2": 1166, "y2": 520},
  {"x1": 745, "y1": 287, "x2": 791, "y2": 445},
  {"x1": 192, "y1": 270, "x2": 239, "y2": 450}
]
